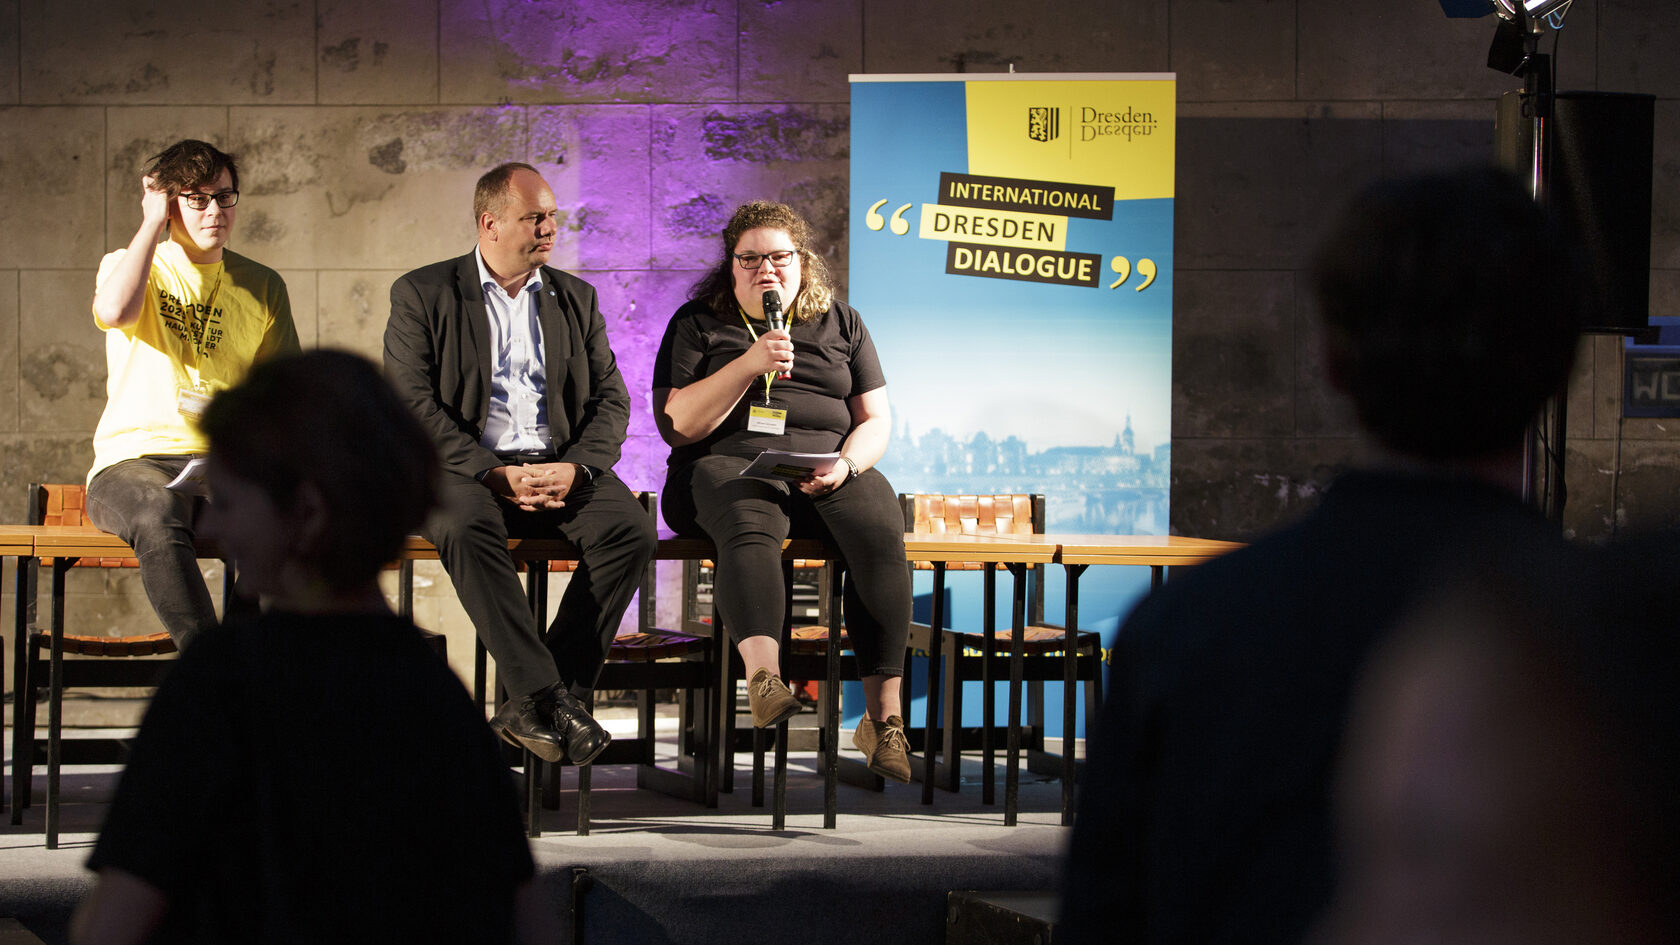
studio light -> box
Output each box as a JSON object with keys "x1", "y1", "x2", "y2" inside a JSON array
[{"x1": 1491, "y1": 0, "x2": 1574, "y2": 30}]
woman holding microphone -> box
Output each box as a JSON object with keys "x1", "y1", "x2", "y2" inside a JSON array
[{"x1": 652, "y1": 200, "x2": 913, "y2": 783}]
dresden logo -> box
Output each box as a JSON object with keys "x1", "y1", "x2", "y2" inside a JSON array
[{"x1": 1027, "y1": 106, "x2": 1060, "y2": 143}]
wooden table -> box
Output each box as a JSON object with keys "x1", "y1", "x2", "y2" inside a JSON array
[
  {"x1": 2, "y1": 525, "x2": 39, "y2": 821},
  {"x1": 20, "y1": 526, "x2": 227, "y2": 846},
  {"x1": 902, "y1": 533, "x2": 1059, "y2": 825}
]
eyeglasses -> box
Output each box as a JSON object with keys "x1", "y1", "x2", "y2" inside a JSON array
[
  {"x1": 733, "y1": 250, "x2": 798, "y2": 270},
  {"x1": 179, "y1": 190, "x2": 239, "y2": 210}
]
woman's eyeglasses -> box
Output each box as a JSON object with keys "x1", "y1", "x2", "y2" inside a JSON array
[{"x1": 733, "y1": 250, "x2": 797, "y2": 270}]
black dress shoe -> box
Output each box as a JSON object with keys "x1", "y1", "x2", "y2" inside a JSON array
[
  {"x1": 490, "y1": 696, "x2": 566, "y2": 763},
  {"x1": 547, "y1": 688, "x2": 611, "y2": 766}
]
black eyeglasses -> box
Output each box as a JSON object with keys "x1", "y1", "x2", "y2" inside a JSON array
[
  {"x1": 180, "y1": 190, "x2": 239, "y2": 210},
  {"x1": 733, "y1": 250, "x2": 798, "y2": 270}
]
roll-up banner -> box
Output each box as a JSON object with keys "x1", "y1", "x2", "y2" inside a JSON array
[{"x1": 849, "y1": 73, "x2": 1176, "y2": 737}]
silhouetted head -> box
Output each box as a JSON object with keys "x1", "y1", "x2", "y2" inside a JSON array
[
  {"x1": 200, "y1": 350, "x2": 437, "y2": 595},
  {"x1": 1311, "y1": 166, "x2": 1588, "y2": 460}
]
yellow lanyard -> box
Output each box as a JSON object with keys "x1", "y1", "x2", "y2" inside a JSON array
[{"x1": 739, "y1": 309, "x2": 777, "y2": 400}]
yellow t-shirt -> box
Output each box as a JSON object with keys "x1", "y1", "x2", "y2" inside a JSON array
[{"x1": 89, "y1": 240, "x2": 300, "y2": 484}]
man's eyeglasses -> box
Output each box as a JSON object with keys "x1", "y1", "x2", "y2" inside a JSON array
[
  {"x1": 179, "y1": 190, "x2": 239, "y2": 211},
  {"x1": 733, "y1": 250, "x2": 798, "y2": 270}
]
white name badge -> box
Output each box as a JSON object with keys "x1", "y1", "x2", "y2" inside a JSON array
[
  {"x1": 176, "y1": 387, "x2": 213, "y2": 421},
  {"x1": 747, "y1": 401, "x2": 787, "y2": 435}
]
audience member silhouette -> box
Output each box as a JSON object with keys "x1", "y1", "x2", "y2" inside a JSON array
[
  {"x1": 1319, "y1": 541, "x2": 1680, "y2": 945},
  {"x1": 71, "y1": 350, "x2": 550, "y2": 945},
  {"x1": 1060, "y1": 165, "x2": 1591, "y2": 945}
]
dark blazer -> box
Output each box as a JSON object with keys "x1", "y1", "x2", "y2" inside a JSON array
[{"x1": 384, "y1": 251, "x2": 630, "y2": 481}]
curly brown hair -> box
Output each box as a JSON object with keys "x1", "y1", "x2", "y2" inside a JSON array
[
  {"x1": 689, "y1": 200, "x2": 833, "y2": 323},
  {"x1": 145, "y1": 139, "x2": 239, "y2": 196}
]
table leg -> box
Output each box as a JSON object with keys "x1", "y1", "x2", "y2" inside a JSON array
[
  {"x1": 524, "y1": 753, "x2": 541, "y2": 839},
  {"x1": 920, "y1": 563, "x2": 945, "y2": 805},
  {"x1": 47, "y1": 557, "x2": 72, "y2": 850},
  {"x1": 526, "y1": 562, "x2": 549, "y2": 839},
  {"x1": 576, "y1": 693, "x2": 593, "y2": 835},
  {"x1": 769, "y1": 561, "x2": 791, "y2": 828},
  {"x1": 981, "y1": 567, "x2": 997, "y2": 806},
  {"x1": 823, "y1": 560, "x2": 843, "y2": 830},
  {"x1": 398, "y1": 559, "x2": 414, "y2": 618},
  {"x1": 1005, "y1": 562, "x2": 1026, "y2": 827},
  {"x1": 706, "y1": 615, "x2": 729, "y2": 807},
  {"x1": 10, "y1": 553, "x2": 36, "y2": 825},
  {"x1": 1, "y1": 554, "x2": 7, "y2": 816},
  {"x1": 1062, "y1": 563, "x2": 1088, "y2": 826}
]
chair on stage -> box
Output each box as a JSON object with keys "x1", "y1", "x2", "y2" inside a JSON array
[
  {"x1": 902, "y1": 493, "x2": 1103, "y2": 808},
  {"x1": 9, "y1": 483, "x2": 229, "y2": 848}
]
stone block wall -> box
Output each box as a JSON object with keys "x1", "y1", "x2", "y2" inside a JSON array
[
  {"x1": 1, "y1": 0, "x2": 1676, "y2": 666},
  {"x1": 1170, "y1": 2, "x2": 1680, "y2": 543}
]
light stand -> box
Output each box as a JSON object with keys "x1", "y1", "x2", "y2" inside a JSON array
[
  {"x1": 1494, "y1": 17, "x2": 1567, "y2": 521},
  {"x1": 1459, "y1": 0, "x2": 1654, "y2": 525}
]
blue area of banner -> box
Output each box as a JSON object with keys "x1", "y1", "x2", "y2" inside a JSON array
[{"x1": 847, "y1": 78, "x2": 1175, "y2": 738}]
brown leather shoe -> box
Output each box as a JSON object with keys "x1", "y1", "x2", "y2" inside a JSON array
[
  {"x1": 748, "y1": 668, "x2": 803, "y2": 728},
  {"x1": 852, "y1": 715, "x2": 912, "y2": 783}
]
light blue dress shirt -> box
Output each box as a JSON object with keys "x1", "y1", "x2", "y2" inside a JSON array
[{"x1": 474, "y1": 246, "x2": 551, "y2": 454}]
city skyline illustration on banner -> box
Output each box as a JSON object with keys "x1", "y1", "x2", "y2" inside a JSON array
[{"x1": 849, "y1": 74, "x2": 1176, "y2": 536}]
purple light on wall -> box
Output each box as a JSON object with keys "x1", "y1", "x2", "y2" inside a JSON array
[{"x1": 435, "y1": 0, "x2": 851, "y2": 531}]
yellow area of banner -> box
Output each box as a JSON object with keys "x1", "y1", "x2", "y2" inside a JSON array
[{"x1": 964, "y1": 79, "x2": 1176, "y2": 200}]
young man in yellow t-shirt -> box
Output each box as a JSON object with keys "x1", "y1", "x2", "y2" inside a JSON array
[{"x1": 87, "y1": 139, "x2": 299, "y2": 647}]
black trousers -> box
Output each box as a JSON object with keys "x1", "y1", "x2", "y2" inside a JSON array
[
  {"x1": 663, "y1": 453, "x2": 911, "y2": 678},
  {"x1": 425, "y1": 470, "x2": 656, "y2": 701}
]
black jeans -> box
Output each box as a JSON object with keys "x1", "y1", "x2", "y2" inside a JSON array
[
  {"x1": 663, "y1": 453, "x2": 911, "y2": 678},
  {"x1": 86, "y1": 457, "x2": 218, "y2": 648}
]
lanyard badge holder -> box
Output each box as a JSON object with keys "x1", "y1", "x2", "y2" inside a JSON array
[
  {"x1": 743, "y1": 294, "x2": 789, "y2": 435},
  {"x1": 176, "y1": 382, "x2": 213, "y2": 422},
  {"x1": 174, "y1": 267, "x2": 225, "y2": 423}
]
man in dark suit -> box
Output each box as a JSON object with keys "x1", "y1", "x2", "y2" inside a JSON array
[{"x1": 384, "y1": 162, "x2": 656, "y2": 767}]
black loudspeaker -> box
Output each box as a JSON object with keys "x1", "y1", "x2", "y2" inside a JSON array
[{"x1": 1496, "y1": 90, "x2": 1656, "y2": 334}]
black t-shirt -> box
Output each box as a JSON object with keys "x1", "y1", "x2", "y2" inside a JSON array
[
  {"x1": 1060, "y1": 471, "x2": 1584, "y2": 945},
  {"x1": 87, "y1": 612, "x2": 532, "y2": 945},
  {"x1": 653, "y1": 298, "x2": 887, "y2": 467}
]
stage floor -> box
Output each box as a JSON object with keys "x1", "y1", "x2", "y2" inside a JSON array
[{"x1": 2, "y1": 708, "x2": 1076, "y2": 944}]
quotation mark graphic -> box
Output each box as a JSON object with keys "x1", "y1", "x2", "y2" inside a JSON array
[
  {"x1": 866, "y1": 198, "x2": 912, "y2": 235},
  {"x1": 1110, "y1": 256, "x2": 1157, "y2": 291}
]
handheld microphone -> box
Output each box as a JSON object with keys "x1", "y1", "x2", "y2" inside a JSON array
[{"x1": 762, "y1": 290, "x2": 790, "y2": 377}]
